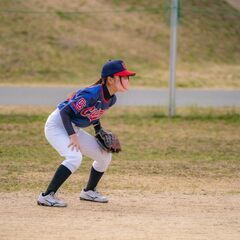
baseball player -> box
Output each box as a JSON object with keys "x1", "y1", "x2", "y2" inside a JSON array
[{"x1": 37, "y1": 60, "x2": 136, "y2": 207}]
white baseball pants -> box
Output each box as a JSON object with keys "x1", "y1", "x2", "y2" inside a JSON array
[{"x1": 44, "y1": 109, "x2": 112, "y2": 173}]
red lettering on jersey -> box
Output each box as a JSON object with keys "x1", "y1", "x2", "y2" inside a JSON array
[
  {"x1": 81, "y1": 106, "x2": 105, "y2": 121},
  {"x1": 73, "y1": 98, "x2": 86, "y2": 112}
]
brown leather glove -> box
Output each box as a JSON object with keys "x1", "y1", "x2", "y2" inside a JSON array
[{"x1": 95, "y1": 128, "x2": 121, "y2": 153}]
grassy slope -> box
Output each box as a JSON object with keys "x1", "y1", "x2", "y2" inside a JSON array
[
  {"x1": 0, "y1": 106, "x2": 239, "y2": 192},
  {"x1": 0, "y1": 0, "x2": 239, "y2": 87}
]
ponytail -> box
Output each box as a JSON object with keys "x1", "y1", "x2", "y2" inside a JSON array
[
  {"x1": 90, "y1": 75, "x2": 114, "y2": 87},
  {"x1": 90, "y1": 77, "x2": 107, "y2": 87}
]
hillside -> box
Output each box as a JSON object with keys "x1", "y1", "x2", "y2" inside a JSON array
[{"x1": 0, "y1": 0, "x2": 239, "y2": 88}]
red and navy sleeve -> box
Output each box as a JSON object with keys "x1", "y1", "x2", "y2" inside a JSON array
[{"x1": 60, "y1": 105, "x2": 76, "y2": 136}]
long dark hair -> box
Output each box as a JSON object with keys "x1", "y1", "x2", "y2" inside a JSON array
[
  {"x1": 90, "y1": 76, "x2": 113, "y2": 86},
  {"x1": 91, "y1": 78, "x2": 105, "y2": 86}
]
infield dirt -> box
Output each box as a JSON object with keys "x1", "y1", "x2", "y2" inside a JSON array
[{"x1": 0, "y1": 189, "x2": 239, "y2": 240}]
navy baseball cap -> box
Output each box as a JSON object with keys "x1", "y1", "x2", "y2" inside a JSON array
[{"x1": 101, "y1": 60, "x2": 136, "y2": 78}]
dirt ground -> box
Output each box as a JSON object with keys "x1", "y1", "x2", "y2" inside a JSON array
[{"x1": 0, "y1": 190, "x2": 239, "y2": 240}]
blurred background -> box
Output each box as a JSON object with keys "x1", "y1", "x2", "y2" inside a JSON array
[
  {"x1": 0, "y1": 0, "x2": 239, "y2": 89},
  {"x1": 0, "y1": 2, "x2": 240, "y2": 239}
]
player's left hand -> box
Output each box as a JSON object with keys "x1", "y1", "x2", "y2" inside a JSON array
[{"x1": 95, "y1": 128, "x2": 121, "y2": 153}]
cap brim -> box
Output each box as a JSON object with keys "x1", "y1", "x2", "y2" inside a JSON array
[{"x1": 114, "y1": 70, "x2": 136, "y2": 77}]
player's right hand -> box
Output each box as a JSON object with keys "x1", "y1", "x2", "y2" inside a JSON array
[{"x1": 68, "y1": 133, "x2": 81, "y2": 152}]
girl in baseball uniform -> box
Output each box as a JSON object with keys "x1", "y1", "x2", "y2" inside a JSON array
[{"x1": 37, "y1": 60, "x2": 136, "y2": 207}]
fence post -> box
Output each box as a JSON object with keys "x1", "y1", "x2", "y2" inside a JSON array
[{"x1": 168, "y1": 0, "x2": 179, "y2": 117}]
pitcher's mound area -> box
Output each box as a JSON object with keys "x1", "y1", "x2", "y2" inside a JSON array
[{"x1": 0, "y1": 190, "x2": 239, "y2": 240}]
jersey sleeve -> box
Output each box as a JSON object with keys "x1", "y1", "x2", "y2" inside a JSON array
[{"x1": 59, "y1": 105, "x2": 76, "y2": 136}]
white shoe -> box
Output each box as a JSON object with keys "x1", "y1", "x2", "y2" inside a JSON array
[
  {"x1": 37, "y1": 192, "x2": 67, "y2": 207},
  {"x1": 80, "y1": 189, "x2": 108, "y2": 203}
]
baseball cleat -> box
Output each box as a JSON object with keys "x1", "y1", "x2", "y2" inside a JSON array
[
  {"x1": 37, "y1": 192, "x2": 67, "y2": 207},
  {"x1": 80, "y1": 189, "x2": 108, "y2": 203}
]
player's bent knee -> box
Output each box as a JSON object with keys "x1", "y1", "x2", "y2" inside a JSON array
[
  {"x1": 104, "y1": 153, "x2": 112, "y2": 167},
  {"x1": 93, "y1": 152, "x2": 112, "y2": 172},
  {"x1": 61, "y1": 153, "x2": 83, "y2": 173}
]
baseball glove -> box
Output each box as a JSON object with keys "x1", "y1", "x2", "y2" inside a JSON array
[{"x1": 95, "y1": 128, "x2": 121, "y2": 153}]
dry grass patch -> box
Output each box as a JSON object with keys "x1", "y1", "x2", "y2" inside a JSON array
[{"x1": 0, "y1": 106, "x2": 239, "y2": 192}]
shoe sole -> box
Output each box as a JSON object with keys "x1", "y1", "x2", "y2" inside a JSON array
[
  {"x1": 37, "y1": 201, "x2": 67, "y2": 207},
  {"x1": 79, "y1": 197, "x2": 108, "y2": 203}
]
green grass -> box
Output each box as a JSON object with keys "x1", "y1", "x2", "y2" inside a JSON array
[
  {"x1": 0, "y1": 106, "x2": 239, "y2": 192},
  {"x1": 0, "y1": 0, "x2": 239, "y2": 87}
]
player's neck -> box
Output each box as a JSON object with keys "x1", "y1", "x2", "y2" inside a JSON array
[
  {"x1": 102, "y1": 84, "x2": 112, "y2": 100},
  {"x1": 105, "y1": 84, "x2": 117, "y2": 96}
]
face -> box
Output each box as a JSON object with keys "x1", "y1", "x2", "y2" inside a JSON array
[{"x1": 113, "y1": 75, "x2": 130, "y2": 92}]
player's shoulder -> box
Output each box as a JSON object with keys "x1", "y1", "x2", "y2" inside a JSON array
[
  {"x1": 75, "y1": 84, "x2": 101, "y2": 99},
  {"x1": 85, "y1": 84, "x2": 102, "y2": 95}
]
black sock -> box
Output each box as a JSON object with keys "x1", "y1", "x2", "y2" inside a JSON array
[
  {"x1": 43, "y1": 164, "x2": 72, "y2": 196},
  {"x1": 84, "y1": 166, "x2": 104, "y2": 191}
]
